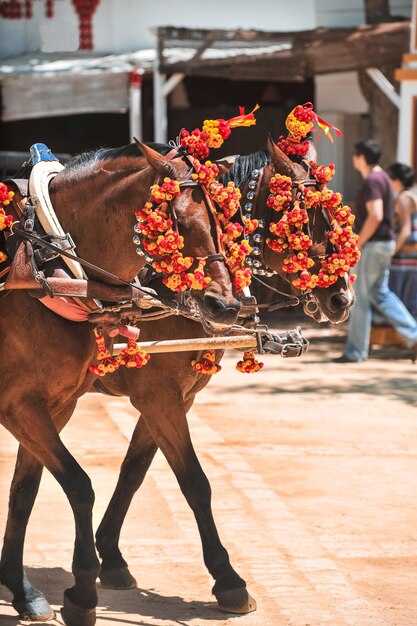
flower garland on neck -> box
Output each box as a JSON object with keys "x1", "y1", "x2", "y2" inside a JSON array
[
  {"x1": 266, "y1": 102, "x2": 360, "y2": 291},
  {"x1": 134, "y1": 177, "x2": 212, "y2": 293}
]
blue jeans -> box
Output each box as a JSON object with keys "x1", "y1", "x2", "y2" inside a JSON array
[{"x1": 344, "y1": 240, "x2": 417, "y2": 361}]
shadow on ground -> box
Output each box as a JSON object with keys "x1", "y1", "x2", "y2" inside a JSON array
[{"x1": 0, "y1": 567, "x2": 240, "y2": 625}]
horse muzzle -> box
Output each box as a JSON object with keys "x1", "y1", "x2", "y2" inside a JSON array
[
  {"x1": 195, "y1": 291, "x2": 241, "y2": 331},
  {"x1": 307, "y1": 278, "x2": 355, "y2": 324}
]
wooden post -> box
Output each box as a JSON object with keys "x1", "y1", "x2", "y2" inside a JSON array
[{"x1": 129, "y1": 67, "x2": 143, "y2": 141}]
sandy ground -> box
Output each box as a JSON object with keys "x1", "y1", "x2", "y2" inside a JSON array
[{"x1": 0, "y1": 318, "x2": 416, "y2": 626}]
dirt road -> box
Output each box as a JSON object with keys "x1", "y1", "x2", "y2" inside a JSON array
[{"x1": 1, "y1": 321, "x2": 416, "y2": 626}]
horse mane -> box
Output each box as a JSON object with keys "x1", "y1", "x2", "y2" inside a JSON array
[
  {"x1": 65, "y1": 144, "x2": 271, "y2": 186},
  {"x1": 65, "y1": 142, "x2": 173, "y2": 173},
  {"x1": 221, "y1": 149, "x2": 271, "y2": 188}
]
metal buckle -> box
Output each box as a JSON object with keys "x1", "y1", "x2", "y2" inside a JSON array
[
  {"x1": 51, "y1": 232, "x2": 76, "y2": 251},
  {"x1": 281, "y1": 343, "x2": 302, "y2": 358}
]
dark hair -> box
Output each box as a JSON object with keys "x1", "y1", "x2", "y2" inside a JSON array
[
  {"x1": 387, "y1": 162, "x2": 415, "y2": 189},
  {"x1": 353, "y1": 139, "x2": 381, "y2": 165}
]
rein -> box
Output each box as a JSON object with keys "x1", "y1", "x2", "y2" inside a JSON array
[{"x1": 13, "y1": 227, "x2": 143, "y2": 290}]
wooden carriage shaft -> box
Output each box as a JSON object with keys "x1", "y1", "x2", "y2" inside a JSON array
[{"x1": 113, "y1": 335, "x2": 257, "y2": 354}]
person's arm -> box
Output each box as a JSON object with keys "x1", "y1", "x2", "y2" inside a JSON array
[
  {"x1": 357, "y1": 198, "x2": 383, "y2": 249},
  {"x1": 394, "y1": 196, "x2": 413, "y2": 253}
]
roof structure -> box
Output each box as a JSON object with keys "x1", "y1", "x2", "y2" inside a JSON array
[{"x1": 154, "y1": 22, "x2": 410, "y2": 81}]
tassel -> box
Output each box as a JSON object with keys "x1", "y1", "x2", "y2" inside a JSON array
[
  {"x1": 309, "y1": 104, "x2": 342, "y2": 142},
  {"x1": 236, "y1": 350, "x2": 264, "y2": 374},
  {"x1": 89, "y1": 328, "x2": 120, "y2": 376},
  {"x1": 313, "y1": 113, "x2": 343, "y2": 143},
  {"x1": 191, "y1": 350, "x2": 221, "y2": 375},
  {"x1": 116, "y1": 338, "x2": 150, "y2": 369},
  {"x1": 227, "y1": 104, "x2": 260, "y2": 129}
]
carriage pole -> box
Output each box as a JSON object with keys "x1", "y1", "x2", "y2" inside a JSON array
[{"x1": 113, "y1": 334, "x2": 257, "y2": 355}]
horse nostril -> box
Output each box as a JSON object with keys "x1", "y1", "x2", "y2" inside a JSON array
[
  {"x1": 330, "y1": 292, "x2": 349, "y2": 310},
  {"x1": 203, "y1": 293, "x2": 241, "y2": 323},
  {"x1": 204, "y1": 293, "x2": 227, "y2": 313}
]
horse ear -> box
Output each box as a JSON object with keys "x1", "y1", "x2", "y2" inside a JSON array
[
  {"x1": 214, "y1": 155, "x2": 239, "y2": 176},
  {"x1": 267, "y1": 134, "x2": 296, "y2": 178},
  {"x1": 134, "y1": 138, "x2": 174, "y2": 178}
]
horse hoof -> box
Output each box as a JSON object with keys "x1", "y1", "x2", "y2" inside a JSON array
[
  {"x1": 99, "y1": 566, "x2": 137, "y2": 590},
  {"x1": 61, "y1": 593, "x2": 96, "y2": 626},
  {"x1": 13, "y1": 595, "x2": 55, "y2": 622},
  {"x1": 215, "y1": 587, "x2": 257, "y2": 614}
]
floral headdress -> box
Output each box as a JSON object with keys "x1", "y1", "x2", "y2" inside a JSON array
[
  {"x1": 277, "y1": 101, "x2": 343, "y2": 157},
  {"x1": 266, "y1": 102, "x2": 360, "y2": 292},
  {"x1": 180, "y1": 105, "x2": 260, "y2": 159}
]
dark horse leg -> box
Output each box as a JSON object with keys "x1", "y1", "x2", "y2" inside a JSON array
[
  {"x1": 96, "y1": 416, "x2": 158, "y2": 590},
  {"x1": 0, "y1": 400, "x2": 100, "y2": 626},
  {"x1": 0, "y1": 445, "x2": 51, "y2": 620},
  {"x1": 96, "y1": 390, "x2": 256, "y2": 614}
]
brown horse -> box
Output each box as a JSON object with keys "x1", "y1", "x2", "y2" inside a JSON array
[
  {"x1": 92, "y1": 138, "x2": 355, "y2": 608},
  {"x1": 0, "y1": 144, "x2": 241, "y2": 626},
  {"x1": 0, "y1": 138, "x2": 355, "y2": 621}
]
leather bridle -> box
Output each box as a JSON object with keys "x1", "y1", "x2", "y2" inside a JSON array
[
  {"x1": 161, "y1": 151, "x2": 229, "y2": 271},
  {"x1": 241, "y1": 161, "x2": 339, "y2": 310}
]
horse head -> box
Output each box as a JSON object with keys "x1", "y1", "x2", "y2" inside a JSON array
[
  {"x1": 243, "y1": 137, "x2": 354, "y2": 324},
  {"x1": 137, "y1": 142, "x2": 241, "y2": 332}
]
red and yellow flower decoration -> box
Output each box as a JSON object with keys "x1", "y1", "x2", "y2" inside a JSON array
[
  {"x1": 135, "y1": 107, "x2": 261, "y2": 298},
  {"x1": 135, "y1": 177, "x2": 213, "y2": 293},
  {"x1": 236, "y1": 350, "x2": 264, "y2": 373},
  {"x1": 191, "y1": 350, "x2": 221, "y2": 375},
  {"x1": 0, "y1": 182, "x2": 15, "y2": 263},
  {"x1": 103, "y1": 106, "x2": 261, "y2": 378},
  {"x1": 180, "y1": 105, "x2": 260, "y2": 160},
  {"x1": 267, "y1": 102, "x2": 360, "y2": 291},
  {"x1": 89, "y1": 330, "x2": 150, "y2": 377},
  {"x1": 277, "y1": 101, "x2": 343, "y2": 157}
]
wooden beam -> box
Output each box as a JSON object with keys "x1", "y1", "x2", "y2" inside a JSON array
[
  {"x1": 157, "y1": 22, "x2": 409, "y2": 79},
  {"x1": 113, "y1": 335, "x2": 258, "y2": 354}
]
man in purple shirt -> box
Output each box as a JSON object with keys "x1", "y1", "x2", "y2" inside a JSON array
[{"x1": 334, "y1": 139, "x2": 417, "y2": 363}]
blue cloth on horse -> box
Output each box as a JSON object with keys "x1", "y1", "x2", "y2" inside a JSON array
[{"x1": 29, "y1": 143, "x2": 58, "y2": 165}]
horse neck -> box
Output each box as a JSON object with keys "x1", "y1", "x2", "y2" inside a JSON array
[{"x1": 50, "y1": 164, "x2": 154, "y2": 282}]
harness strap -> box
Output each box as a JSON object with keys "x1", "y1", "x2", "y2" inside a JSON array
[
  {"x1": 201, "y1": 186, "x2": 226, "y2": 255},
  {"x1": 11, "y1": 227, "x2": 168, "y2": 302}
]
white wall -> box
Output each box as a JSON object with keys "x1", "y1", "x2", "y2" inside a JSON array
[
  {"x1": 0, "y1": 1, "x2": 78, "y2": 56},
  {"x1": 315, "y1": 72, "x2": 369, "y2": 114},
  {"x1": 1, "y1": 0, "x2": 413, "y2": 58},
  {"x1": 1, "y1": 0, "x2": 317, "y2": 57}
]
